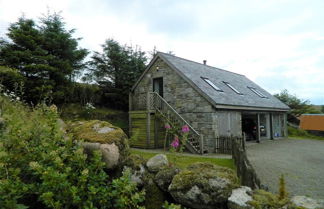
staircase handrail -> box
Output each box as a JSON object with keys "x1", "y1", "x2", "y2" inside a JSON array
[
  {"x1": 149, "y1": 92, "x2": 199, "y2": 135},
  {"x1": 149, "y1": 92, "x2": 204, "y2": 154}
]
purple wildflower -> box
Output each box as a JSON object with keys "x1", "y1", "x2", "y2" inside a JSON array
[
  {"x1": 171, "y1": 136, "x2": 180, "y2": 148},
  {"x1": 165, "y1": 123, "x2": 171, "y2": 129},
  {"x1": 181, "y1": 125, "x2": 190, "y2": 133}
]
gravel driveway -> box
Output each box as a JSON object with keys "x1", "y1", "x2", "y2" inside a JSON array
[{"x1": 246, "y1": 138, "x2": 324, "y2": 199}]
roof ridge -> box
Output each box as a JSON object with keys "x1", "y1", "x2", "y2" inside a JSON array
[{"x1": 157, "y1": 51, "x2": 244, "y2": 77}]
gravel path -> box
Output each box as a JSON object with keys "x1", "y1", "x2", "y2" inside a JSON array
[{"x1": 246, "y1": 138, "x2": 324, "y2": 199}]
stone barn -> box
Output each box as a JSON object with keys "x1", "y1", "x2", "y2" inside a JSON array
[{"x1": 129, "y1": 52, "x2": 289, "y2": 154}]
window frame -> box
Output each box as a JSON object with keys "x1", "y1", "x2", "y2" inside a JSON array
[
  {"x1": 201, "y1": 77, "x2": 223, "y2": 92},
  {"x1": 248, "y1": 87, "x2": 268, "y2": 98},
  {"x1": 223, "y1": 81, "x2": 243, "y2": 95}
]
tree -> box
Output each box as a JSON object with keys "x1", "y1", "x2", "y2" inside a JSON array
[
  {"x1": 0, "y1": 17, "x2": 49, "y2": 103},
  {"x1": 87, "y1": 39, "x2": 147, "y2": 110},
  {"x1": 321, "y1": 105, "x2": 324, "y2": 113},
  {"x1": 39, "y1": 13, "x2": 88, "y2": 103},
  {"x1": 0, "y1": 13, "x2": 88, "y2": 104},
  {"x1": 0, "y1": 66, "x2": 25, "y2": 94},
  {"x1": 274, "y1": 90, "x2": 320, "y2": 124}
]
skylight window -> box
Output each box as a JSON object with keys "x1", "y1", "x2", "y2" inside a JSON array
[
  {"x1": 223, "y1": 81, "x2": 242, "y2": 95},
  {"x1": 201, "y1": 77, "x2": 222, "y2": 91},
  {"x1": 248, "y1": 87, "x2": 267, "y2": 98}
]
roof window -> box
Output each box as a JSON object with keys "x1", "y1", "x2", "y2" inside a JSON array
[
  {"x1": 201, "y1": 77, "x2": 222, "y2": 91},
  {"x1": 223, "y1": 81, "x2": 242, "y2": 95},
  {"x1": 248, "y1": 87, "x2": 267, "y2": 98}
]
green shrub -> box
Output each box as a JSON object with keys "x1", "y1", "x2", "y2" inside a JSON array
[
  {"x1": 278, "y1": 174, "x2": 288, "y2": 200},
  {"x1": 248, "y1": 175, "x2": 301, "y2": 209},
  {"x1": 288, "y1": 125, "x2": 324, "y2": 140},
  {"x1": 162, "y1": 201, "x2": 182, "y2": 209},
  {"x1": 288, "y1": 126, "x2": 310, "y2": 137},
  {"x1": 248, "y1": 190, "x2": 290, "y2": 209},
  {"x1": 0, "y1": 95, "x2": 144, "y2": 208},
  {"x1": 0, "y1": 66, "x2": 25, "y2": 96}
]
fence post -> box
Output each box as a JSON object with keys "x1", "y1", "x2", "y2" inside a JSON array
[{"x1": 242, "y1": 133, "x2": 246, "y2": 151}]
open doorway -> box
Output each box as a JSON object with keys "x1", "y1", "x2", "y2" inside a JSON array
[
  {"x1": 242, "y1": 113, "x2": 271, "y2": 141},
  {"x1": 242, "y1": 114, "x2": 257, "y2": 141},
  {"x1": 153, "y1": 77, "x2": 163, "y2": 97}
]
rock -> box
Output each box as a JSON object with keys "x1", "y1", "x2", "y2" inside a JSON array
[
  {"x1": 82, "y1": 142, "x2": 101, "y2": 151},
  {"x1": 168, "y1": 162, "x2": 238, "y2": 209},
  {"x1": 100, "y1": 143, "x2": 120, "y2": 168},
  {"x1": 146, "y1": 154, "x2": 168, "y2": 173},
  {"x1": 82, "y1": 142, "x2": 120, "y2": 169},
  {"x1": 97, "y1": 126, "x2": 115, "y2": 134},
  {"x1": 124, "y1": 154, "x2": 147, "y2": 187},
  {"x1": 130, "y1": 164, "x2": 146, "y2": 186},
  {"x1": 291, "y1": 196, "x2": 324, "y2": 209},
  {"x1": 125, "y1": 154, "x2": 147, "y2": 170},
  {"x1": 154, "y1": 166, "x2": 180, "y2": 192},
  {"x1": 228, "y1": 186, "x2": 253, "y2": 209},
  {"x1": 68, "y1": 120, "x2": 129, "y2": 169},
  {"x1": 144, "y1": 176, "x2": 167, "y2": 209}
]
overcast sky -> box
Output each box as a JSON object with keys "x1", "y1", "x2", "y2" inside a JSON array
[{"x1": 0, "y1": 0, "x2": 323, "y2": 104}]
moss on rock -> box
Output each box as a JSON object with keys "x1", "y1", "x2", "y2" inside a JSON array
[
  {"x1": 144, "y1": 177, "x2": 167, "y2": 209},
  {"x1": 67, "y1": 120, "x2": 130, "y2": 168},
  {"x1": 169, "y1": 162, "x2": 239, "y2": 209},
  {"x1": 68, "y1": 120, "x2": 127, "y2": 144},
  {"x1": 170, "y1": 162, "x2": 238, "y2": 192},
  {"x1": 154, "y1": 166, "x2": 181, "y2": 192},
  {"x1": 189, "y1": 162, "x2": 239, "y2": 185},
  {"x1": 124, "y1": 154, "x2": 147, "y2": 171}
]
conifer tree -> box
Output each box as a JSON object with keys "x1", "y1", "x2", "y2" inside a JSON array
[
  {"x1": 87, "y1": 39, "x2": 147, "y2": 109},
  {"x1": 0, "y1": 13, "x2": 88, "y2": 104}
]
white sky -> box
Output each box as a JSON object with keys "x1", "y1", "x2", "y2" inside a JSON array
[{"x1": 0, "y1": 0, "x2": 324, "y2": 104}]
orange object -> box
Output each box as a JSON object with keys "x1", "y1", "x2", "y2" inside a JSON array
[{"x1": 299, "y1": 114, "x2": 324, "y2": 131}]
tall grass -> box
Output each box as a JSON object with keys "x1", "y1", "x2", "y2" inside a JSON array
[{"x1": 288, "y1": 126, "x2": 324, "y2": 140}]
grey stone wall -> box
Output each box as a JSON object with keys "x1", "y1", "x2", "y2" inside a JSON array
[{"x1": 132, "y1": 57, "x2": 218, "y2": 152}]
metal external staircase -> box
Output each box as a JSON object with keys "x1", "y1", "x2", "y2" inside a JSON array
[{"x1": 149, "y1": 92, "x2": 207, "y2": 154}]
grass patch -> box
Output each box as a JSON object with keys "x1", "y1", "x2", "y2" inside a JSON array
[
  {"x1": 130, "y1": 149, "x2": 234, "y2": 170},
  {"x1": 288, "y1": 126, "x2": 324, "y2": 140}
]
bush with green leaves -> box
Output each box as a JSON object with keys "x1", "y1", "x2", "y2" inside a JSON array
[
  {"x1": 162, "y1": 201, "x2": 182, "y2": 209},
  {"x1": 0, "y1": 66, "x2": 25, "y2": 96},
  {"x1": 0, "y1": 95, "x2": 144, "y2": 208},
  {"x1": 248, "y1": 175, "x2": 303, "y2": 209}
]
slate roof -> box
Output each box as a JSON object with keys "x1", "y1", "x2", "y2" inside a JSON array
[{"x1": 133, "y1": 52, "x2": 290, "y2": 111}]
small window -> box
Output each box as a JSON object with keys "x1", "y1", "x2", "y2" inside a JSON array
[
  {"x1": 223, "y1": 81, "x2": 242, "y2": 95},
  {"x1": 248, "y1": 87, "x2": 267, "y2": 98},
  {"x1": 201, "y1": 77, "x2": 222, "y2": 91}
]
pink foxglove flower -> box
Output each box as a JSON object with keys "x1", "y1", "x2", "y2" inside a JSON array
[
  {"x1": 165, "y1": 123, "x2": 171, "y2": 129},
  {"x1": 181, "y1": 125, "x2": 190, "y2": 133},
  {"x1": 171, "y1": 136, "x2": 180, "y2": 148}
]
